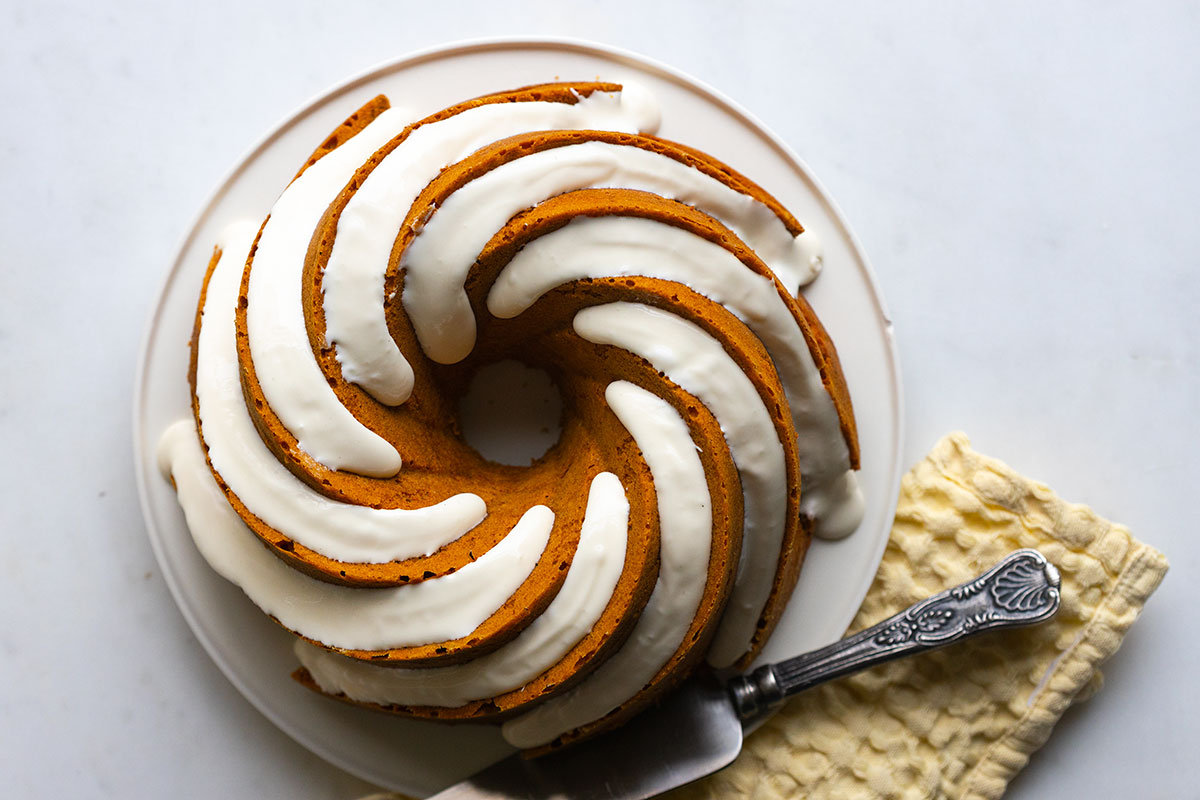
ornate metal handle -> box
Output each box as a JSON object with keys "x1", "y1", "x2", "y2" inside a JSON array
[{"x1": 729, "y1": 549, "x2": 1061, "y2": 719}]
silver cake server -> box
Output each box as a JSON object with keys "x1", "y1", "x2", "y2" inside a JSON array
[{"x1": 429, "y1": 549, "x2": 1061, "y2": 800}]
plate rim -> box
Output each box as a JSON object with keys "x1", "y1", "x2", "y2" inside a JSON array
[{"x1": 132, "y1": 34, "x2": 904, "y2": 795}]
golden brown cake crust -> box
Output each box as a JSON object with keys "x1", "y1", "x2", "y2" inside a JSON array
[
  {"x1": 390, "y1": 126, "x2": 858, "y2": 473},
  {"x1": 294, "y1": 94, "x2": 391, "y2": 180},
  {"x1": 187, "y1": 81, "x2": 861, "y2": 744},
  {"x1": 466, "y1": 186, "x2": 828, "y2": 672},
  {"x1": 297, "y1": 264, "x2": 807, "y2": 720},
  {"x1": 234, "y1": 84, "x2": 629, "y2": 592},
  {"x1": 195, "y1": 90, "x2": 661, "y2": 667},
  {"x1": 289, "y1": 184, "x2": 819, "y2": 726}
]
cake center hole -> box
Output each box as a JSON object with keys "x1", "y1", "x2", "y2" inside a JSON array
[{"x1": 458, "y1": 360, "x2": 563, "y2": 465}]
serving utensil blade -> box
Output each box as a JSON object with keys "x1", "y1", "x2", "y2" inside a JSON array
[{"x1": 429, "y1": 677, "x2": 741, "y2": 800}]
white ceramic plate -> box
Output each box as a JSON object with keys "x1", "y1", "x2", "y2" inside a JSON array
[{"x1": 132, "y1": 38, "x2": 903, "y2": 797}]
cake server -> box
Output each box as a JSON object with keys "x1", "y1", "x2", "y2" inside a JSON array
[{"x1": 429, "y1": 549, "x2": 1060, "y2": 800}]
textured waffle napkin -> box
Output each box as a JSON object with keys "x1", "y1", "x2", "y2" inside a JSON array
[{"x1": 669, "y1": 432, "x2": 1168, "y2": 800}]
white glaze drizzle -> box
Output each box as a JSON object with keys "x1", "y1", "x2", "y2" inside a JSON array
[
  {"x1": 795, "y1": 227, "x2": 824, "y2": 287},
  {"x1": 246, "y1": 106, "x2": 417, "y2": 477},
  {"x1": 502, "y1": 381, "x2": 712, "y2": 749},
  {"x1": 196, "y1": 223, "x2": 487, "y2": 564},
  {"x1": 293, "y1": 471, "x2": 629, "y2": 707},
  {"x1": 402, "y1": 139, "x2": 815, "y2": 367},
  {"x1": 325, "y1": 88, "x2": 661, "y2": 400},
  {"x1": 573, "y1": 303, "x2": 786, "y2": 668},
  {"x1": 157, "y1": 419, "x2": 553, "y2": 651},
  {"x1": 488, "y1": 215, "x2": 864, "y2": 540}
]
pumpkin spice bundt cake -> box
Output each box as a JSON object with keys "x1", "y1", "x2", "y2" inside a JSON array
[{"x1": 157, "y1": 81, "x2": 864, "y2": 753}]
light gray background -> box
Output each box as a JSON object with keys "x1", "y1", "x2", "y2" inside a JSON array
[{"x1": 1, "y1": 1, "x2": 1195, "y2": 797}]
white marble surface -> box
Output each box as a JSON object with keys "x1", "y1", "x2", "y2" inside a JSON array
[{"x1": 1, "y1": 1, "x2": 1196, "y2": 797}]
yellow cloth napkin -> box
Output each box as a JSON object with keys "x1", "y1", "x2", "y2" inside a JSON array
[{"x1": 670, "y1": 432, "x2": 1168, "y2": 800}]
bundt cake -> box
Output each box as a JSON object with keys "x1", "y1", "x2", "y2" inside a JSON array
[{"x1": 156, "y1": 80, "x2": 864, "y2": 753}]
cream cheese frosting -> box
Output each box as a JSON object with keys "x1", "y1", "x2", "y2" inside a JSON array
[
  {"x1": 488, "y1": 214, "x2": 863, "y2": 540},
  {"x1": 247, "y1": 88, "x2": 660, "y2": 475},
  {"x1": 324, "y1": 90, "x2": 661, "y2": 403},
  {"x1": 197, "y1": 222, "x2": 487, "y2": 564},
  {"x1": 502, "y1": 381, "x2": 713, "y2": 749},
  {"x1": 573, "y1": 302, "x2": 788, "y2": 668},
  {"x1": 292, "y1": 471, "x2": 629, "y2": 707},
  {"x1": 158, "y1": 419, "x2": 553, "y2": 651},
  {"x1": 401, "y1": 138, "x2": 819, "y2": 368},
  {"x1": 245, "y1": 107, "x2": 417, "y2": 477}
]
